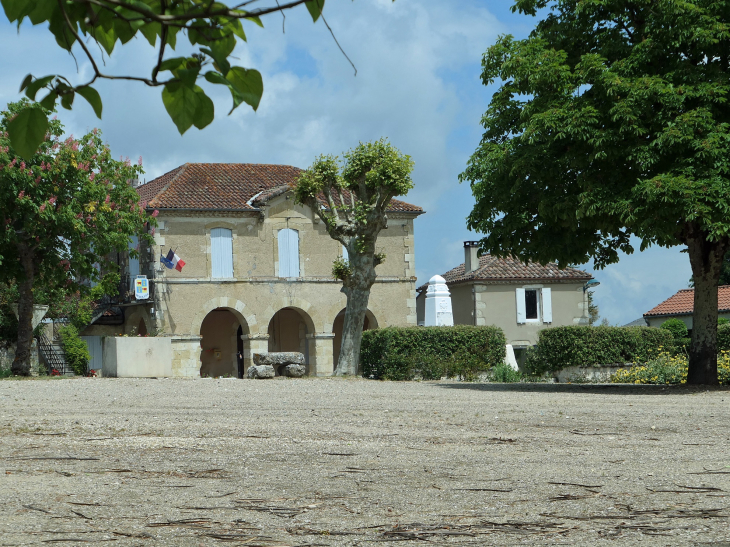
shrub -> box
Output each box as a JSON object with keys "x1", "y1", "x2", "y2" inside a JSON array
[
  {"x1": 718, "y1": 323, "x2": 730, "y2": 353},
  {"x1": 611, "y1": 350, "x2": 730, "y2": 385},
  {"x1": 58, "y1": 325, "x2": 90, "y2": 376},
  {"x1": 718, "y1": 317, "x2": 729, "y2": 326},
  {"x1": 660, "y1": 318, "x2": 688, "y2": 340},
  {"x1": 489, "y1": 361, "x2": 522, "y2": 383},
  {"x1": 524, "y1": 326, "x2": 673, "y2": 375},
  {"x1": 361, "y1": 326, "x2": 506, "y2": 381}
]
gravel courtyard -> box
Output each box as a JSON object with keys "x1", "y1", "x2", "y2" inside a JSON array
[{"x1": 1, "y1": 377, "x2": 729, "y2": 546}]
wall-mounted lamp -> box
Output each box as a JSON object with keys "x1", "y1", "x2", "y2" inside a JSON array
[{"x1": 583, "y1": 280, "x2": 601, "y2": 292}]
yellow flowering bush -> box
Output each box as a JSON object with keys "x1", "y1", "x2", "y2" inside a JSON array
[{"x1": 611, "y1": 351, "x2": 730, "y2": 385}]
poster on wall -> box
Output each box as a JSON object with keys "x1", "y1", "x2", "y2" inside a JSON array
[{"x1": 135, "y1": 276, "x2": 149, "y2": 300}]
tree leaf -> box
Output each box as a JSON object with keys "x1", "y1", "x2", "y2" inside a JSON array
[
  {"x1": 60, "y1": 91, "x2": 75, "y2": 110},
  {"x1": 25, "y1": 75, "x2": 54, "y2": 100},
  {"x1": 76, "y1": 85, "x2": 103, "y2": 118},
  {"x1": 158, "y1": 56, "x2": 186, "y2": 72},
  {"x1": 7, "y1": 108, "x2": 49, "y2": 160},
  {"x1": 161, "y1": 81, "x2": 201, "y2": 134},
  {"x1": 19, "y1": 74, "x2": 33, "y2": 92},
  {"x1": 139, "y1": 22, "x2": 160, "y2": 47},
  {"x1": 305, "y1": 0, "x2": 324, "y2": 22},
  {"x1": 225, "y1": 66, "x2": 263, "y2": 111},
  {"x1": 38, "y1": 91, "x2": 58, "y2": 111},
  {"x1": 192, "y1": 87, "x2": 214, "y2": 129}
]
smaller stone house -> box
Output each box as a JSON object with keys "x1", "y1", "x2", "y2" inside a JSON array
[
  {"x1": 417, "y1": 242, "x2": 594, "y2": 355},
  {"x1": 643, "y1": 286, "x2": 730, "y2": 334}
]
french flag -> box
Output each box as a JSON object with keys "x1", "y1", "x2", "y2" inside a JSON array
[{"x1": 166, "y1": 248, "x2": 185, "y2": 272}]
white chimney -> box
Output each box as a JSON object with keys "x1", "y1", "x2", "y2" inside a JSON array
[{"x1": 464, "y1": 241, "x2": 479, "y2": 273}]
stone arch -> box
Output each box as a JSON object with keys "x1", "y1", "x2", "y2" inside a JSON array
[
  {"x1": 331, "y1": 308, "x2": 378, "y2": 369},
  {"x1": 267, "y1": 306, "x2": 316, "y2": 375},
  {"x1": 124, "y1": 307, "x2": 153, "y2": 336},
  {"x1": 190, "y1": 297, "x2": 253, "y2": 337},
  {"x1": 193, "y1": 297, "x2": 253, "y2": 378}
]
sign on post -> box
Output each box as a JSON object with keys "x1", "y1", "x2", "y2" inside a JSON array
[{"x1": 134, "y1": 275, "x2": 149, "y2": 300}]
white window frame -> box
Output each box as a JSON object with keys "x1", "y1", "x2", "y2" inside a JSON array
[{"x1": 516, "y1": 286, "x2": 552, "y2": 325}]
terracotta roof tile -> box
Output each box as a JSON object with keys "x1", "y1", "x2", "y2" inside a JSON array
[
  {"x1": 420, "y1": 254, "x2": 592, "y2": 290},
  {"x1": 137, "y1": 163, "x2": 423, "y2": 213},
  {"x1": 644, "y1": 286, "x2": 730, "y2": 317}
]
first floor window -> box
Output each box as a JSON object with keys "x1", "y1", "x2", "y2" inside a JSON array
[
  {"x1": 211, "y1": 228, "x2": 234, "y2": 278},
  {"x1": 278, "y1": 228, "x2": 300, "y2": 277},
  {"x1": 516, "y1": 287, "x2": 552, "y2": 324}
]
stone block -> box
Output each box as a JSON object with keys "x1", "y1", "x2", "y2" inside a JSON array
[
  {"x1": 246, "y1": 364, "x2": 275, "y2": 379},
  {"x1": 253, "y1": 352, "x2": 305, "y2": 367},
  {"x1": 283, "y1": 364, "x2": 306, "y2": 377}
]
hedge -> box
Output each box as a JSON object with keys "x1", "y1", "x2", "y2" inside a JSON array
[
  {"x1": 719, "y1": 323, "x2": 730, "y2": 353},
  {"x1": 525, "y1": 326, "x2": 673, "y2": 375},
  {"x1": 58, "y1": 325, "x2": 90, "y2": 376},
  {"x1": 360, "y1": 326, "x2": 506, "y2": 381}
]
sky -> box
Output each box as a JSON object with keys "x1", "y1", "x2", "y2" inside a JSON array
[{"x1": 0, "y1": 0, "x2": 693, "y2": 326}]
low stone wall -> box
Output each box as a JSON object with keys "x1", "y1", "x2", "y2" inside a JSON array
[
  {"x1": 552, "y1": 364, "x2": 628, "y2": 383},
  {"x1": 1, "y1": 341, "x2": 40, "y2": 376},
  {"x1": 171, "y1": 335, "x2": 202, "y2": 378},
  {"x1": 102, "y1": 337, "x2": 172, "y2": 378}
]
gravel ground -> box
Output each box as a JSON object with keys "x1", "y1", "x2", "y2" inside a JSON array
[{"x1": 1, "y1": 377, "x2": 730, "y2": 546}]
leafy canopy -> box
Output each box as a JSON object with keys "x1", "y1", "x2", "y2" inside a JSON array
[
  {"x1": 461, "y1": 0, "x2": 730, "y2": 269},
  {"x1": 0, "y1": 100, "x2": 154, "y2": 297},
  {"x1": 3, "y1": 0, "x2": 328, "y2": 158}
]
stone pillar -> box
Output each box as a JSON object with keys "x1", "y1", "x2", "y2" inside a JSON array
[
  {"x1": 242, "y1": 334, "x2": 270, "y2": 374},
  {"x1": 424, "y1": 275, "x2": 454, "y2": 327},
  {"x1": 170, "y1": 335, "x2": 203, "y2": 378},
  {"x1": 306, "y1": 333, "x2": 335, "y2": 376}
]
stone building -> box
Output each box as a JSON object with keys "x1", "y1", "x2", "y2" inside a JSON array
[
  {"x1": 118, "y1": 163, "x2": 423, "y2": 377},
  {"x1": 417, "y1": 241, "x2": 594, "y2": 358}
]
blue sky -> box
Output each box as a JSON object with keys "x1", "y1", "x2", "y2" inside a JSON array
[{"x1": 1, "y1": 0, "x2": 692, "y2": 325}]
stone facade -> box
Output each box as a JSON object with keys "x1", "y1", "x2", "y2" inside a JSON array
[{"x1": 129, "y1": 168, "x2": 421, "y2": 378}]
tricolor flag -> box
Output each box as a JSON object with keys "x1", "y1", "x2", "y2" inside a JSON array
[{"x1": 160, "y1": 248, "x2": 185, "y2": 272}]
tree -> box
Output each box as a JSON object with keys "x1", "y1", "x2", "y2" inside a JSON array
[
  {"x1": 0, "y1": 101, "x2": 154, "y2": 375},
  {"x1": 294, "y1": 139, "x2": 414, "y2": 375},
  {"x1": 2, "y1": 0, "x2": 329, "y2": 159},
  {"x1": 587, "y1": 290, "x2": 599, "y2": 326},
  {"x1": 460, "y1": 0, "x2": 730, "y2": 384},
  {"x1": 690, "y1": 251, "x2": 730, "y2": 287}
]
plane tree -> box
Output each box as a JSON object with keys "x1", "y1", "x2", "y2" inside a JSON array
[
  {"x1": 294, "y1": 139, "x2": 414, "y2": 375},
  {"x1": 0, "y1": 101, "x2": 153, "y2": 375},
  {"x1": 461, "y1": 0, "x2": 730, "y2": 384}
]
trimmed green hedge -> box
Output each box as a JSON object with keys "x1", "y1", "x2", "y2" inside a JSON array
[
  {"x1": 361, "y1": 326, "x2": 506, "y2": 381},
  {"x1": 719, "y1": 323, "x2": 730, "y2": 353},
  {"x1": 525, "y1": 326, "x2": 673, "y2": 375}
]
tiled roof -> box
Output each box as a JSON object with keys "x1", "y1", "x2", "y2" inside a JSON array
[
  {"x1": 644, "y1": 286, "x2": 730, "y2": 317},
  {"x1": 421, "y1": 254, "x2": 592, "y2": 290},
  {"x1": 137, "y1": 163, "x2": 422, "y2": 213}
]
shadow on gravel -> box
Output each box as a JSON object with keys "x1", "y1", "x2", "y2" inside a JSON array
[{"x1": 433, "y1": 383, "x2": 730, "y2": 396}]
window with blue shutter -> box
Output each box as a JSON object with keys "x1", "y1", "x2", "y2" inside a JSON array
[
  {"x1": 278, "y1": 228, "x2": 300, "y2": 277},
  {"x1": 211, "y1": 228, "x2": 233, "y2": 278}
]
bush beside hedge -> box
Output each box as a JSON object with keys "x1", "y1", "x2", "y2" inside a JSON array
[
  {"x1": 58, "y1": 325, "x2": 90, "y2": 376},
  {"x1": 360, "y1": 326, "x2": 506, "y2": 381},
  {"x1": 718, "y1": 323, "x2": 730, "y2": 353},
  {"x1": 525, "y1": 326, "x2": 674, "y2": 375}
]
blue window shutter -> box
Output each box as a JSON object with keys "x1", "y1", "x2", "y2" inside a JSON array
[
  {"x1": 516, "y1": 288, "x2": 526, "y2": 324},
  {"x1": 278, "y1": 229, "x2": 299, "y2": 277},
  {"x1": 542, "y1": 288, "x2": 553, "y2": 323},
  {"x1": 211, "y1": 228, "x2": 233, "y2": 278},
  {"x1": 342, "y1": 245, "x2": 348, "y2": 261}
]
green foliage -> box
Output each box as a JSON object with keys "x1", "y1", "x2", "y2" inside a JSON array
[
  {"x1": 718, "y1": 323, "x2": 730, "y2": 353},
  {"x1": 587, "y1": 290, "x2": 600, "y2": 326},
  {"x1": 4, "y1": 1, "x2": 327, "y2": 155},
  {"x1": 461, "y1": 0, "x2": 730, "y2": 383},
  {"x1": 690, "y1": 251, "x2": 730, "y2": 287},
  {"x1": 718, "y1": 317, "x2": 729, "y2": 326},
  {"x1": 0, "y1": 101, "x2": 154, "y2": 298},
  {"x1": 361, "y1": 326, "x2": 506, "y2": 381},
  {"x1": 58, "y1": 325, "x2": 90, "y2": 375},
  {"x1": 331, "y1": 257, "x2": 352, "y2": 281},
  {"x1": 611, "y1": 352, "x2": 692, "y2": 385},
  {"x1": 524, "y1": 326, "x2": 674, "y2": 375},
  {"x1": 489, "y1": 361, "x2": 522, "y2": 383},
  {"x1": 660, "y1": 319, "x2": 689, "y2": 341}
]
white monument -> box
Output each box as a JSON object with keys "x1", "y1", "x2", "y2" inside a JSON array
[{"x1": 424, "y1": 275, "x2": 454, "y2": 327}]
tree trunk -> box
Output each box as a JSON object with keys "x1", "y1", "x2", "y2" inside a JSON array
[
  {"x1": 12, "y1": 243, "x2": 36, "y2": 376},
  {"x1": 335, "y1": 286, "x2": 371, "y2": 376},
  {"x1": 685, "y1": 231, "x2": 729, "y2": 385}
]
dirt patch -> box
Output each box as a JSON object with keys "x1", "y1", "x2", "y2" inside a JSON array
[{"x1": 0, "y1": 377, "x2": 728, "y2": 545}]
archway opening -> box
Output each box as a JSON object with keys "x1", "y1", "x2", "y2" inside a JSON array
[
  {"x1": 268, "y1": 307, "x2": 313, "y2": 375},
  {"x1": 137, "y1": 318, "x2": 148, "y2": 337},
  {"x1": 332, "y1": 309, "x2": 377, "y2": 369},
  {"x1": 200, "y1": 308, "x2": 244, "y2": 378}
]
